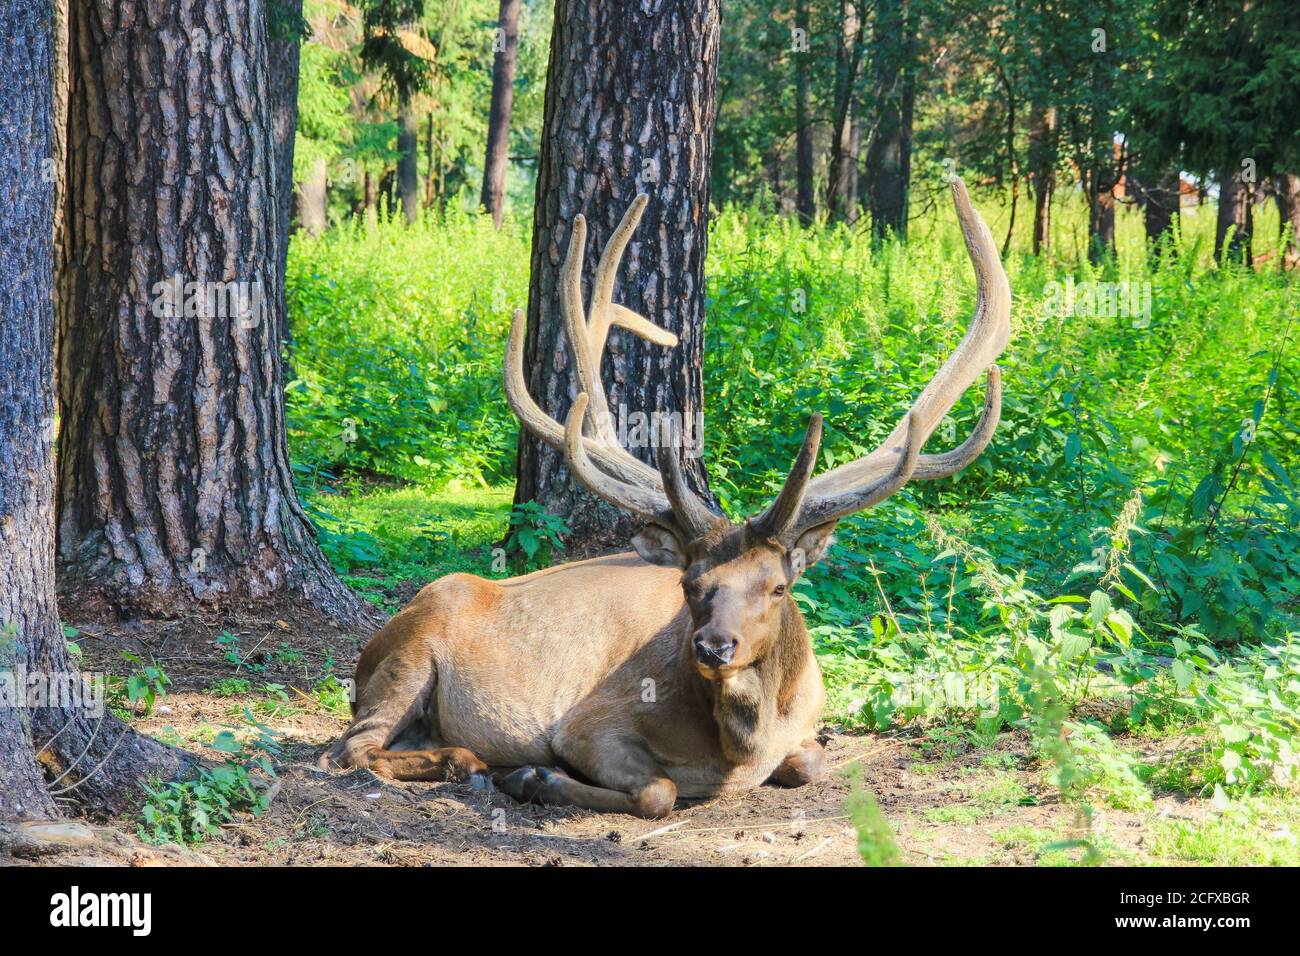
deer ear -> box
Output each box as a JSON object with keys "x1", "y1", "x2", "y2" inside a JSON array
[
  {"x1": 631, "y1": 522, "x2": 688, "y2": 569},
  {"x1": 787, "y1": 522, "x2": 837, "y2": 577}
]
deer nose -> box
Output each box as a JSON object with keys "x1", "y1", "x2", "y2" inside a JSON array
[{"x1": 693, "y1": 630, "x2": 738, "y2": 667}]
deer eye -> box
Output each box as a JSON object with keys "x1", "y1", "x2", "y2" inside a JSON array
[{"x1": 772, "y1": 584, "x2": 787, "y2": 597}]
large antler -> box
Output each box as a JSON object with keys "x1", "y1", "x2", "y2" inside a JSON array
[
  {"x1": 750, "y1": 176, "x2": 1011, "y2": 543},
  {"x1": 504, "y1": 196, "x2": 722, "y2": 541}
]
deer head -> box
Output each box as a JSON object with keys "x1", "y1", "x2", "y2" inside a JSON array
[{"x1": 506, "y1": 179, "x2": 1011, "y2": 680}]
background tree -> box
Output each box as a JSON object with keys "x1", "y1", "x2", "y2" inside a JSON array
[
  {"x1": 865, "y1": 0, "x2": 917, "y2": 239},
  {"x1": 513, "y1": 0, "x2": 722, "y2": 547},
  {"x1": 481, "y1": 0, "x2": 521, "y2": 228},
  {"x1": 2, "y1": 2, "x2": 183, "y2": 819},
  {"x1": 269, "y1": 0, "x2": 308, "y2": 348},
  {"x1": 56, "y1": 0, "x2": 370, "y2": 628},
  {"x1": 359, "y1": 0, "x2": 433, "y2": 224},
  {"x1": 825, "y1": 0, "x2": 863, "y2": 223}
]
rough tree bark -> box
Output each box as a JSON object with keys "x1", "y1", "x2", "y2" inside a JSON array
[
  {"x1": 793, "y1": 0, "x2": 815, "y2": 227},
  {"x1": 866, "y1": 0, "x2": 914, "y2": 240},
  {"x1": 1215, "y1": 168, "x2": 1252, "y2": 263},
  {"x1": 1273, "y1": 173, "x2": 1300, "y2": 269},
  {"x1": 2, "y1": 3, "x2": 184, "y2": 820},
  {"x1": 56, "y1": 0, "x2": 370, "y2": 629},
  {"x1": 398, "y1": 97, "x2": 420, "y2": 224},
  {"x1": 513, "y1": 0, "x2": 721, "y2": 549},
  {"x1": 826, "y1": 0, "x2": 862, "y2": 224},
  {"x1": 1028, "y1": 104, "x2": 1056, "y2": 256},
  {"x1": 481, "y1": 0, "x2": 521, "y2": 228}
]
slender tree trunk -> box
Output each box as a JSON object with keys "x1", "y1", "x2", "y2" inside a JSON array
[
  {"x1": 298, "y1": 157, "x2": 329, "y2": 235},
  {"x1": 267, "y1": 0, "x2": 304, "y2": 351},
  {"x1": 1029, "y1": 105, "x2": 1056, "y2": 256},
  {"x1": 866, "y1": 0, "x2": 914, "y2": 240},
  {"x1": 1274, "y1": 173, "x2": 1300, "y2": 270},
  {"x1": 826, "y1": 0, "x2": 862, "y2": 224},
  {"x1": 2, "y1": 4, "x2": 185, "y2": 820},
  {"x1": 398, "y1": 96, "x2": 420, "y2": 225},
  {"x1": 56, "y1": 0, "x2": 370, "y2": 629},
  {"x1": 425, "y1": 112, "x2": 436, "y2": 207},
  {"x1": 793, "y1": 0, "x2": 815, "y2": 226},
  {"x1": 1215, "y1": 168, "x2": 1252, "y2": 263},
  {"x1": 999, "y1": 69, "x2": 1018, "y2": 257},
  {"x1": 481, "y1": 0, "x2": 521, "y2": 228},
  {"x1": 514, "y1": 0, "x2": 721, "y2": 549}
]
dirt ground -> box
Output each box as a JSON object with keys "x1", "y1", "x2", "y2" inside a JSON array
[{"x1": 9, "y1": 607, "x2": 1206, "y2": 867}]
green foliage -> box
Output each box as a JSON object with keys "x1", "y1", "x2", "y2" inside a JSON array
[
  {"x1": 208, "y1": 677, "x2": 253, "y2": 697},
  {"x1": 845, "y1": 769, "x2": 903, "y2": 866},
  {"x1": 504, "y1": 500, "x2": 570, "y2": 572},
  {"x1": 139, "y1": 714, "x2": 281, "y2": 846},
  {"x1": 106, "y1": 652, "x2": 170, "y2": 718}
]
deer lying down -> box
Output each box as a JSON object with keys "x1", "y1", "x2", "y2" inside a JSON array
[{"x1": 320, "y1": 178, "x2": 1011, "y2": 817}]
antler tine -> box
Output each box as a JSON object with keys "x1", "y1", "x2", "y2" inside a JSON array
[
  {"x1": 563, "y1": 394, "x2": 676, "y2": 522},
  {"x1": 505, "y1": 309, "x2": 659, "y2": 486},
  {"x1": 749, "y1": 413, "x2": 823, "y2": 541},
  {"x1": 656, "y1": 423, "x2": 724, "y2": 542},
  {"x1": 779, "y1": 176, "x2": 1011, "y2": 537}
]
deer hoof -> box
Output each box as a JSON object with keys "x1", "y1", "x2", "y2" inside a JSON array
[{"x1": 499, "y1": 766, "x2": 544, "y2": 804}]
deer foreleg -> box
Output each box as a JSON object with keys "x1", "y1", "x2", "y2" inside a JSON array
[
  {"x1": 767, "y1": 737, "x2": 826, "y2": 788},
  {"x1": 499, "y1": 735, "x2": 677, "y2": 818}
]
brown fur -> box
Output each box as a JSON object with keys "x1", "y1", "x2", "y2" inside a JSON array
[{"x1": 320, "y1": 525, "x2": 829, "y2": 818}]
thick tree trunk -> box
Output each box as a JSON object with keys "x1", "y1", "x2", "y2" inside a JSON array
[
  {"x1": 398, "y1": 97, "x2": 420, "y2": 225},
  {"x1": 267, "y1": 0, "x2": 304, "y2": 350},
  {"x1": 866, "y1": 0, "x2": 914, "y2": 240},
  {"x1": 481, "y1": 0, "x2": 521, "y2": 228},
  {"x1": 793, "y1": 0, "x2": 815, "y2": 227},
  {"x1": 1028, "y1": 105, "x2": 1056, "y2": 256},
  {"x1": 57, "y1": 0, "x2": 370, "y2": 629},
  {"x1": 1274, "y1": 173, "x2": 1300, "y2": 269},
  {"x1": 298, "y1": 157, "x2": 329, "y2": 235},
  {"x1": 826, "y1": 0, "x2": 862, "y2": 224},
  {"x1": 1142, "y1": 169, "x2": 1181, "y2": 246},
  {"x1": 514, "y1": 0, "x2": 721, "y2": 549},
  {"x1": 2, "y1": 5, "x2": 184, "y2": 820},
  {"x1": 1215, "y1": 169, "x2": 1252, "y2": 263}
]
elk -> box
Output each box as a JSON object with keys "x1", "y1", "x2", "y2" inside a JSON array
[{"x1": 320, "y1": 178, "x2": 1010, "y2": 817}]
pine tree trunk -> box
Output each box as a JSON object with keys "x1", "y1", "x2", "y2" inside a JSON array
[
  {"x1": 513, "y1": 0, "x2": 721, "y2": 550},
  {"x1": 268, "y1": 0, "x2": 303, "y2": 351},
  {"x1": 1143, "y1": 170, "x2": 1181, "y2": 246},
  {"x1": 398, "y1": 97, "x2": 420, "y2": 225},
  {"x1": 793, "y1": 0, "x2": 815, "y2": 227},
  {"x1": 826, "y1": 0, "x2": 862, "y2": 224},
  {"x1": 299, "y1": 157, "x2": 329, "y2": 235},
  {"x1": 1215, "y1": 169, "x2": 1252, "y2": 263},
  {"x1": 481, "y1": 0, "x2": 521, "y2": 229},
  {"x1": 1274, "y1": 173, "x2": 1300, "y2": 270},
  {"x1": 56, "y1": 0, "x2": 370, "y2": 630},
  {"x1": 866, "y1": 0, "x2": 914, "y2": 240},
  {"x1": 1029, "y1": 105, "x2": 1056, "y2": 256},
  {"x1": 2, "y1": 5, "x2": 185, "y2": 820}
]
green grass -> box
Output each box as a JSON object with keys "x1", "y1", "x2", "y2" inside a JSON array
[{"x1": 1151, "y1": 795, "x2": 1300, "y2": 866}]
